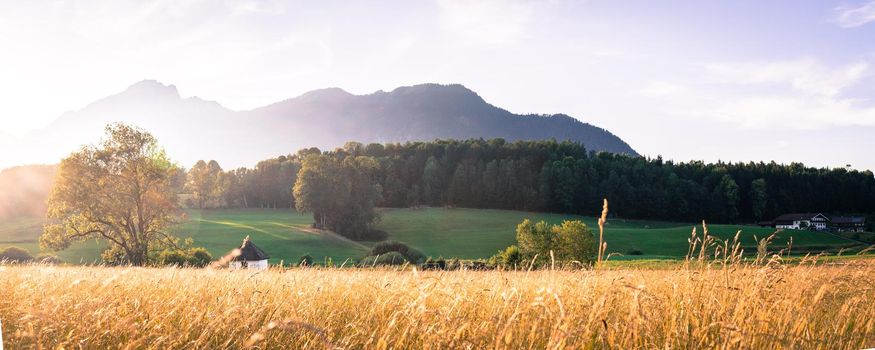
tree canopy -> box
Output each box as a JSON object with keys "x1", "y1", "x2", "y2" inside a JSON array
[
  {"x1": 41, "y1": 123, "x2": 184, "y2": 266},
  {"x1": 516, "y1": 219, "x2": 597, "y2": 266},
  {"x1": 293, "y1": 153, "x2": 383, "y2": 240}
]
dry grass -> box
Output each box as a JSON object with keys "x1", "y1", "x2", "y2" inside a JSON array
[{"x1": 1, "y1": 260, "x2": 874, "y2": 349}]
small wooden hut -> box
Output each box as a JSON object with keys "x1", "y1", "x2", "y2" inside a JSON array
[{"x1": 229, "y1": 235, "x2": 269, "y2": 270}]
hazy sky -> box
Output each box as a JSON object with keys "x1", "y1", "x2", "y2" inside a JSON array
[{"x1": 1, "y1": 0, "x2": 875, "y2": 170}]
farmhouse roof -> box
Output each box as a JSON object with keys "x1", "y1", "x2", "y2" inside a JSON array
[
  {"x1": 830, "y1": 216, "x2": 865, "y2": 225},
  {"x1": 773, "y1": 213, "x2": 828, "y2": 222},
  {"x1": 234, "y1": 236, "x2": 269, "y2": 261}
]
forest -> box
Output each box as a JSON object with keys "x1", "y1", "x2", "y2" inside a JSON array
[{"x1": 185, "y1": 138, "x2": 875, "y2": 225}]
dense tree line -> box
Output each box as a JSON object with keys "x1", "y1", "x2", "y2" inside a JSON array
[{"x1": 187, "y1": 139, "x2": 875, "y2": 226}]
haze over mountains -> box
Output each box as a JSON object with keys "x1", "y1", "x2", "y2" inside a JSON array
[{"x1": 1, "y1": 80, "x2": 636, "y2": 169}]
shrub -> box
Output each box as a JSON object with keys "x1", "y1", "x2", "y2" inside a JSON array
[
  {"x1": 626, "y1": 248, "x2": 644, "y2": 256},
  {"x1": 422, "y1": 257, "x2": 447, "y2": 270},
  {"x1": 447, "y1": 258, "x2": 462, "y2": 270},
  {"x1": 101, "y1": 245, "x2": 130, "y2": 265},
  {"x1": 187, "y1": 248, "x2": 213, "y2": 267},
  {"x1": 155, "y1": 249, "x2": 188, "y2": 266},
  {"x1": 375, "y1": 252, "x2": 407, "y2": 265},
  {"x1": 0, "y1": 246, "x2": 34, "y2": 263},
  {"x1": 34, "y1": 253, "x2": 63, "y2": 264},
  {"x1": 360, "y1": 251, "x2": 408, "y2": 266},
  {"x1": 154, "y1": 247, "x2": 213, "y2": 267},
  {"x1": 370, "y1": 241, "x2": 426, "y2": 264},
  {"x1": 299, "y1": 254, "x2": 314, "y2": 266},
  {"x1": 489, "y1": 245, "x2": 523, "y2": 268}
]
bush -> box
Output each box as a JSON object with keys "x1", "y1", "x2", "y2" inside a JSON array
[
  {"x1": 299, "y1": 254, "x2": 314, "y2": 266},
  {"x1": 626, "y1": 248, "x2": 644, "y2": 256},
  {"x1": 34, "y1": 253, "x2": 63, "y2": 264},
  {"x1": 489, "y1": 245, "x2": 523, "y2": 269},
  {"x1": 376, "y1": 252, "x2": 407, "y2": 265},
  {"x1": 153, "y1": 247, "x2": 213, "y2": 267},
  {"x1": 155, "y1": 249, "x2": 188, "y2": 266},
  {"x1": 187, "y1": 248, "x2": 213, "y2": 267},
  {"x1": 422, "y1": 257, "x2": 447, "y2": 270},
  {"x1": 0, "y1": 246, "x2": 34, "y2": 263},
  {"x1": 101, "y1": 245, "x2": 131, "y2": 265},
  {"x1": 360, "y1": 251, "x2": 408, "y2": 266},
  {"x1": 370, "y1": 241, "x2": 426, "y2": 264}
]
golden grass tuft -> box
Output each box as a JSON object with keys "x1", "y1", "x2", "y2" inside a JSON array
[
  {"x1": 1, "y1": 260, "x2": 874, "y2": 349},
  {"x1": 597, "y1": 198, "x2": 608, "y2": 268}
]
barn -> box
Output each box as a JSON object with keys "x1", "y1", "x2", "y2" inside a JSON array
[
  {"x1": 229, "y1": 236, "x2": 269, "y2": 270},
  {"x1": 773, "y1": 213, "x2": 829, "y2": 231}
]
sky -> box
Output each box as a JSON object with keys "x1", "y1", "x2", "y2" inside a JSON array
[{"x1": 1, "y1": 0, "x2": 875, "y2": 170}]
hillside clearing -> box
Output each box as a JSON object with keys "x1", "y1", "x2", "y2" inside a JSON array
[{"x1": 1, "y1": 208, "x2": 864, "y2": 264}]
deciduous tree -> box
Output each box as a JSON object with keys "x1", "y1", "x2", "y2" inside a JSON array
[{"x1": 41, "y1": 123, "x2": 183, "y2": 266}]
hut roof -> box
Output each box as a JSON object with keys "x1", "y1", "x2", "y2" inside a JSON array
[{"x1": 233, "y1": 236, "x2": 269, "y2": 261}]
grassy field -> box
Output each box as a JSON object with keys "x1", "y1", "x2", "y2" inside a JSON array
[
  {"x1": 378, "y1": 208, "x2": 860, "y2": 259},
  {"x1": 1, "y1": 261, "x2": 873, "y2": 348},
  {"x1": 0, "y1": 208, "x2": 864, "y2": 264}
]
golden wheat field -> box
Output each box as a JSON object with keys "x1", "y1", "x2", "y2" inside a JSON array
[{"x1": 1, "y1": 260, "x2": 874, "y2": 350}]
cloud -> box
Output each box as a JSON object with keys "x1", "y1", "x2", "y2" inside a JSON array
[
  {"x1": 436, "y1": 0, "x2": 538, "y2": 46},
  {"x1": 641, "y1": 58, "x2": 875, "y2": 129},
  {"x1": 703, "y1": 58, "x2": 869, "y2": 98},
  {"x1": 711, "y1": 94, "x2": 875, "y2": 129},
  {"x1": 640, "y1": 81, "x2": 688, "y2": 98},
  {"x1": 834, "y1": 1, "x2": 875, "y2": 28},
  {"x1": 226, "y1": 0, "x2": 286, "y2": 15}
]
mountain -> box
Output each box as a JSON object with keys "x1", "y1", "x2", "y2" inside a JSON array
[
  {"x1": 5, "y1": 81, "x2": 636, "y2": 169},
  {"x1": 251, "y1": 84, "x2": 637, "y2": 156}
]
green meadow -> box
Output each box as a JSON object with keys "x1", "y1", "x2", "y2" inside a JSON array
[{"x1": 1, "y1": 208, "x2": 863, "y2": 264}]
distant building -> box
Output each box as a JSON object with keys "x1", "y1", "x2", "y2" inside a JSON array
[
  {"x1": 830, "y1": 216, "x2": 866, "y2": 233},
  {"x1": 229, "y1": 236, "x2": 269, "y2": 270},
  {"x1": 773, "y1": 213, "x2": 829, "y2": 231}
]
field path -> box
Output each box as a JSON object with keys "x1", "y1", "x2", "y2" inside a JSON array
[
  {"x1": 270, "y1": 222, "x2": 371, "y2": 251},
  {"x1": 195, "y1": 219, "x2": 290, "y2": 241}
]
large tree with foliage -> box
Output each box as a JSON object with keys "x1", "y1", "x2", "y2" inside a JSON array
[
  {"x1": 293, "y1": 153, "x2": 383, "y2": 240},
  {"x1": 41, "y1": 124, "x2": 183, "y2": 266},
  {"x1": 186, "y1": 159, "x2": 225, "y2": 208},
  {"x1": 515, "y1": 219, "x2": 596, "y2": 265}
]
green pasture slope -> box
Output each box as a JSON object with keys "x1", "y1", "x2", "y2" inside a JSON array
[
  {"x1": 0, "y1": 208, "x2": 865, "y2": 264},
  {"x1": 0, "y1": 216, "x2": 103, "y2": 263},
  {"x1": 377, "y1": 208, "x2": 862, "y2": 259}
]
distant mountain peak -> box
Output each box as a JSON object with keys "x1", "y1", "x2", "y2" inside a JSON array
[
  {"x1": 299, "y1": 87, "x2": 353, "y2": 100},
  {"x1": 375, "y1": 83, "x2": 487, "y2": 108},
  {"x1": 388, "y1": 83, "x2": 478, "y2": 96},
  {"x1": 121, "y1": 79, "x2": 181, "y2": 100}
]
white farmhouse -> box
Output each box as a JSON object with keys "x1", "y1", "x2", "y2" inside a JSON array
[
  {"x1": 229, "y1": 236, "x2": 269, "y2": 270},
  {"x1": 773, "y1": 213, "x2": 829, "y2": 231}
]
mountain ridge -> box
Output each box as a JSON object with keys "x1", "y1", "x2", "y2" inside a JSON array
[{"x1": 4, "y1": 81, "x2": 637, "y2": 169}]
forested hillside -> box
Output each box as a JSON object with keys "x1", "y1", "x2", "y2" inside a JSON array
[{"x1": 187, "y1": 139, "x2": 875, "y2": 224}]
